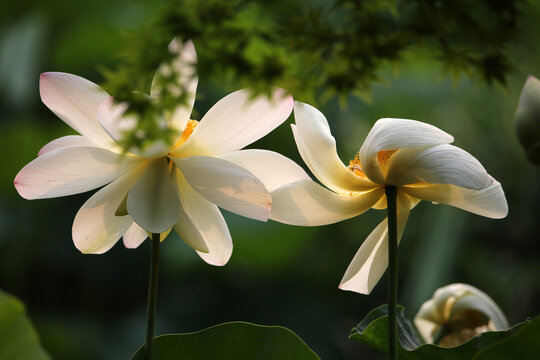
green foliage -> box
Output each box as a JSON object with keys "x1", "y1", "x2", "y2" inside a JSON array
[
  {"x1": 0, "y1": 290, "x2": 51, "y2": 360},
  {"x1": 130, "y1": 321, "x2": 320, "y2": 360},
  {"x1": 350, "y1": 304, "x2": 540, "y2": 360}
]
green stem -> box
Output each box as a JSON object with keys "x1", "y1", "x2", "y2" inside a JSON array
[
  {"x1": 144, "y1": 233, "x2": 161, "y2": 360},
  {"x1": 386, "y1": 186, "x2": 398, "y2": 360}
]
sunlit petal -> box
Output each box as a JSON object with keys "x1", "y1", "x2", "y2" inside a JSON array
[
  {"x1": 339, "y1": 191, "x2": 411, "y2": 294},
  {"x1": 359, "y1": 118, "x2": 454, "y2": 183},
  {"x1": 123, "y1": 222, "x2": 148, "y2": 249},
  {"x1": 269, "y1": 179, "x2": 384, "y2": 226},
  {"x1": 15, "y1": 146, "x2": 143, "y2": 199},
  {"x1": 174, "y1": 156, "x2": 271, "y2": 221},
  {"x1": 39, "y1": 72, "x2": 115, "y2": 150},
  {"x1": 127, "y1": 158, "x2": 181, "y2": 233},
  {"x1": 174, "y1": 88, "x2": 293, "y2": 157},
  {"x1": 38, "y1": 135, "x2": 95, "y2": 156},
  {"x1": 219, "y1": 149, "x2": 310, "y2": 192}
]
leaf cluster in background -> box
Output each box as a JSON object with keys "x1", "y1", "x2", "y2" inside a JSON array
[{"x1": 101, "y1": 0, "x2": 526, "y2": 152}]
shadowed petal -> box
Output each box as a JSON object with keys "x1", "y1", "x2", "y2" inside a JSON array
[
  {"x1": 173, "y1": 156, "x2": 271, "y2": 221},
  {"x1": 269, "y1": 179, "x2": 384, "y2": 226},
  {"x1": 15, "y1": 146, "x2": 144, "y2": 199},
  {"x1": 339, "y1": 191, "x2": 411, "y2": 294},
  {"x1": 38, "y1": 135, "x2": 95, "y2": 156},
  {"x1": 123, "y1": 222, "x2": 148, "y2": 249},
  {"x1": 127, "y1": 158, "x2": 181, "y2": 233}
]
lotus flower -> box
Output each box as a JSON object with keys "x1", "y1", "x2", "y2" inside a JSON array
[
  {"x1": 415, "y1": 283, "x2": 509, "y2": 347},
  {"x1": 270, "y1": 102, "x2": 508, "y2": 293},
  {"x1": 14, "y1": 39, "x2": 299, "y2": 266}
]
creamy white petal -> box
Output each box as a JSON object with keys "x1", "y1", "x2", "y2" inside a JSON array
[
  {"x1": 174, "y1": 156, "x2": 271, "y2": 221},
  {"x1": 339, "y1": 191, "x2": 411, "y2": 294},
  {"x1": 174, "y1": 88, "x2": 293, "y2": 157},
  {"x1": 292, "y1": 102, "x2": 378, "y2": 193},
  {"x1": 72, "y1": 167, "x2": 144, "y2": 254},
  {"x1": 402, "y1": 177, "x2": 508, "y2": 219},
  {"x1": 127, "y1": 158, "x2": 181, "y2": 233},
  {"x1": 151, "y1": 39, "x2": 198, "y2": 133},
  {"x1": 39, "y1": 72, "x2": 115, "y2": 150},
  {"x1": 38, "y1": 135, "x2": 96, "y2": 156},
  {"x1": 174, "y1": 170, "x2": 233, "y2": 265},
  {"x1": 15, "y1": 146, "x2": 144, "y2": 199},
  {"x1": 386, "y1": 144, "x2": 491, "y2": 190},
  {"x1": 123, "y1": 222, "x2": 148, "y2": 249},
  {"x1": 219, "y1": 149, "x2": 310, "y2": 192},
  {"x1": 269, "y1": 179, "x2": 384, "y2": 226},
  {"x1": 359, "y1": 118, "x2": 454, "y2": 183}
]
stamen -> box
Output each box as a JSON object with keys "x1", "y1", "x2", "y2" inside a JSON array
[
  {"x1": 347, "y1": 152, "x2": 366, "y2": 178},
  {"x1": 377, "y1": 150, "x2": 397, "y2": 168},
  {"x1": 171, "y1": 119, "x2": 199, "y2": 151}
]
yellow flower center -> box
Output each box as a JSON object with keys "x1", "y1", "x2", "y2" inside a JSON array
[
  {"x1": 171, "y1": 119, "x2": 198, "y2": 151},
  {"x1": 347, "y1": 152, "x2": 366, "y2": 178}
]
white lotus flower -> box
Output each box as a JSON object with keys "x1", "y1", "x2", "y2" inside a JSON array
[
  {"x1": 415, "y1": 283, "x2": 509, "y2": 347},
  {"x1": 270, "y1": 102, "x2": 508, "y2": 293},
  {"x1": 14, "y1": 39, "x2": 298, "y2": 266}
]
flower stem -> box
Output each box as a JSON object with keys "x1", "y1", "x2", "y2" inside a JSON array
[
  {"x1": 144, "y1": 233, "x2": 161, "y2": 360},
  {"x1": 386, "y1": 186, "x2": 398, "y2": 360}
]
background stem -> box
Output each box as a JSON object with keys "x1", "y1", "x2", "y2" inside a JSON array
[
  {"x1": 386, "y1": 186, "x2": 398, "y2": 360},
  {"x1": 144, "y1": 233, "x2": 161, "y2": 360}
]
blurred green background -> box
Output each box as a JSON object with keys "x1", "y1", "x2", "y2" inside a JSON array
[{"x1": 1, "y1": 1, "x2": 539, "y2": 359}]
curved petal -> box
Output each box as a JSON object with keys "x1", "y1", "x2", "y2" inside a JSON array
[
  {"x1": 174, "y1": 170, "x2": 233, "y2": 265},
  {"x1": 219, "y1": 149, "x2": 310, "y2": 192},
  {"x1": 123, "y1": 222, "x2": 148, "y2": 249},
  {"x1": 38, "y1": 135, "x2": 96, "y2": 156},
  {"x1": 127, "y1": 158, "x2": 181, "y2": 233},
  {"x1": 15, "y1": 146, "x2": 144, "y2": 199},
  {"x1": 151, "y1": 38, "x2": 198, "y2": 133},
  {"x1": 292, "y1": 102, "x2": 378, "y2": 193},
  {"x1": 386, "y1": 144, "x2": 491, "y2": 190},
  {"x1": 39, "y1": 72, "x2": 115, "y2": 150},
  {"x1": 174, "y1": 88, "x2": 293, "y2": 157},
  {"x1": 72, "y1": 167, "x2": 144, "y2": 254},
  {"x1": 359, "y1": 118, "x2": 454, "y2": 184},
  {"x1": 173, "y1": 156, "x2": 271, "y2": 221},
  {"x1": 269, "y1": 179, "x2": 384, "y2": 226},
  {"x1": 401, "y1": 177, "x2": 508, "y2": 219},
  {"x1": 339, "y1": 190, "x2": 411, "y2": 294}
]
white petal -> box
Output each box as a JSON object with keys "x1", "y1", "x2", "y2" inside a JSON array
[
  {"x1": 174, "y1": 156, "x2": 271, "y2": 221},
  {"x1": 386, "y1": 144, "x2": 491, "y2": 190},
  {"x1": 292, "y1": 102, "x2": 378, "y2": 193},
  {"x1": 219, "y1": 149, "x2": 310, "y2": 192},
  {"x1": 359, "y1": 118, "x2": 454, "y2": 183},
  {"x1": 123, "y1": 222, "x2": 148, "y2": 249},
  {"x1": 38, "y1": 135, "x2": 96, "y2": 156},
  {"x1": 127, "y1": 158, "x2": 181, "y2": 233},
  {"x1": 39, "y1": 72, "x2": 115, "y2": 150},
  {"x1": 151, "y1": 39, "x2": 198, "y2": 133},
  {"x1": 402, "y1": 177, "x2": 508, "y2": 219},
  {"x1": 72, "y1": 168, "x2": 143, "y2": 254},
  {"x1": 174, "y1": 170, "x2": 233, "y2": 265},
  {"x1": 174, "y1": 88, "x2": 293, "y2": 157},
  {"x1": 15, "y1": 146, "x2": 144, "y2": 199},
  {"x1": 339, "y1": 191, "x2": 411, "y2": 294},
  {"x1": 269, "y1": 179, "x2": 384, "y2": 226}
]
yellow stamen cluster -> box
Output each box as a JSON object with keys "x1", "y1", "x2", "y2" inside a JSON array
[
  {"x1": 172, "y1": 119, "x2": 199, "y2": 150},
  {"x1": 377, "y1": 149, "x2": 397, "y2": 168},
  {"x1": 347, "y1": 152, "x2": 366, "y2": 177}
]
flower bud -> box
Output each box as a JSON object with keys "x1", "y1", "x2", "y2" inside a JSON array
[{"x1": 515, "y1": 75, "x2": 540, "y2": 164}]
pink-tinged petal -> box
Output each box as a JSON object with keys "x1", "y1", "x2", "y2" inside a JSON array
[
  {"x1": 72, "y1": 167, "x2": 144, "y2": 254},
  {"x1": 359, "y1": 118, "x2": 454, "y2": 184},
  {"x1": 38, "y1": 135, "x2": 95, "y2": 156},
  {"x1": 151, "y1": 39, "x2": 198, "y2": 133},
  {"x1": 174, "y1": 88, "x2": 293, "y2": 157},
  {"x1": 15, "y1": 146, "x2": 144, "y2": 200},
  {"x1": 219, "y1": 149, "x2": 310, "y2": 192},
  {"x1": 174, "y1": 170, "x2": 233, "y2": 265},
  {"x1": 97, "y1": 97, "x2": 171, "y2": 158},
  {"x1": 123, "y1": 222, "x2": 148, "y2": 249},
  {"x1": 127, "y1": 158, "x2": 181, "y2": 233},
  {"x1": 401, "y1": 176, "x2": 508, "y2": 219},
  {"x1": 386, "y1": 144, "x2": 491, "y2": 190},
  {"x1": 39, "y1": 72, "x2": 116, "y2": 150},
  {"x1": 339, "y1": 190, "x2": 411, "y2": 294},
  {"x1": 292, "y1": 102, "x2": 378, "y2": 193},
  {"x1": 173, "y1": 156, "x2": 271, "y2": 221},
  {"x1": 269, "y1": 179, "x2": 384, "y2": 226}
]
